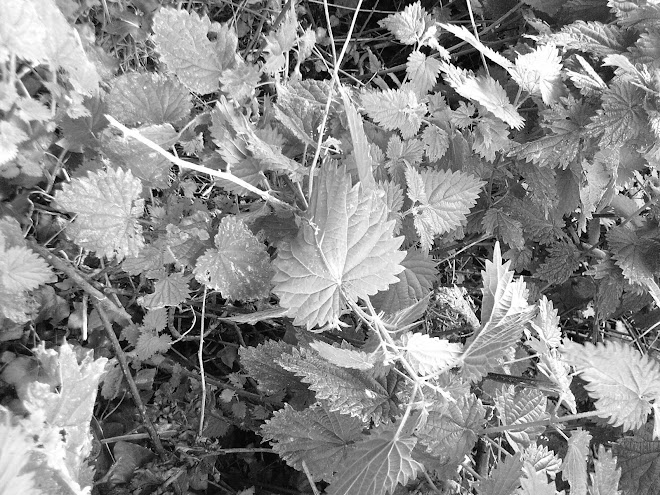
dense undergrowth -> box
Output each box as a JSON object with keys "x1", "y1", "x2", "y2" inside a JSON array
[{"x1": 2, "y1": 0, "x2": 660, "y2": 494}]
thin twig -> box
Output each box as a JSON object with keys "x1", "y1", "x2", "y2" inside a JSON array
[
  {"x1": 307, "y1": 0, "x2": 366, "y2": 200},
  {"x1": 28, "y1": 241, "x2": 133, "y2": 327},
  {"x1": 198, "y1": 286, "x2": 208, "y2": 438},
  {"x1": 95, "y1": 302, "x2": 167, "y2": 458}
]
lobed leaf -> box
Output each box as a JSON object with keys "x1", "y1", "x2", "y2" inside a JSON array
[{"x1": 272, "y1": 165, "x2": 405, "y2": 330}]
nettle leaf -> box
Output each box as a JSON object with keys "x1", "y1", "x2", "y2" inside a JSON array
[
  {"x1": 482, "y1": 207, "x2": 525, "y2": 250},
  {"x1": 511, "y1": 44, "x2": 564, "y2": 106},
  {"x1": 327, "y1": 425, "x2": 423, "y2": 495},
  {"x1": 405, "y1": 166, "x2": 485, "y2": 251},
  {"x1": 277, "y1": 347, "x2": 396, "y2": 424},
  {"x1": 438, "y1": 23, "x2": 514, "y2": 72},
  {"x1": 530, "y1": 295, "x2": 561, "y2": 348},
  {"x1": 586, "y1": 80, "x2": 647, "y2": 149},
  {"x1": 152, "y1": 8, "x2": 238, "y2": 94},
  {"x1": 519, "y1": 462, "x2": 557, "y2": 495},
  {"x1": 339, "y1": 84, "x2": 376, "y2": 191},
  {"x1": 476, "y1": 452, "x2": 523, "y2": 495},
  {"x1": 563, "y1": 428, "x2": 592, "y2": 495},
  {"x1": 21, "y1": 342, "x2": 107, "y2": 494},
  {"x1": 399, "y1": 332, "x2": 462, "y2": 376},
  {"x1": 107, "y1": 72, "x2": 192, "y2": 126},
  {"x1": 371, "y1": 247, "x2": 436, "y2": 314},
  {"x1": 134, "y1": 331, "x2": 172, "y2": 361},
  {"x1": 590, "y1": 445, "x2": 621, "y2": 495},
  {"x1": 362, "y1": 88, "x2": 427, "y2": 139},
  {"x1": 495, "y1": 385, "x2": 549, "y2": 450},
  {"x1": 562, "y1": 340, "x2": 660, "y2": 433},
  {"x1": 1, "y1": 245, "x2": 54, "y2": 292},
  {"x1": 261, "y1": 403, "x2": 364, "y2": 482},
  {"x1": 239, "y1": 340, "x2": 310, "y2": 396},
  {"x1": 378, "y1": 1, "x2": 433, "y2": 45},
  {"x1": 263, "y1": 8, "x2": 297, "y2": 74},
  {"x1": 459, "y1": 243, "x2": 535, "y2": 382},
  {"x1": 612, "y1": 422, "x2": 660, "y2": 495},
  {"x1": 440, "y1": 63, "x2": 524, "y2": 129},
  {"x1": 272, "y1": 165, "x2": 405, "y2": 330},
  {"x1": 417, "y1": 394, "x2": 485, "y2": 462},
  {"x1": 522, "y1": 443, "x2": 562, "y2": 479},
  {"x1": 549, "y1": 20, "x2": 625, "y2": 57},
  {"x1": 406, "y1": 51, "x2": 441, "y2": 96},
  {"x1": 473, "y1": 116, "x2": 511, "y2": 162},
  {"x1": 55, "y1": 166, "x2": 145, "y2": 261},
  {"x1": 310, "y1": 340, "x2": 375, "y2": 370},
  {"x1": 535, "y1": 240, "x2": 581, "y2": 285},
  {"x1": 421, "y1": 124, "x2": 450, "y2": 162},
  {"x1": 221, "y1": 60, "x2": 261, "y2": 101},
  {"x1": 139, "y1": 272, "x2": 190, "y2": 309},
  {"x1": 194, "y1": 216, "x2": 272, "y2": 301},
  {"x1": 607, "y1": 226, "x2": 660, "y2": 292},
  {"x1": 511, "y1": 96, "x2": 590, "y2": 169}
]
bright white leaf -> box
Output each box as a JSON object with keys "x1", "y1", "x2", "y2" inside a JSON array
[
  {"x1": 440, "y1": 63, "x2": 524, "y2": 129},
  {"x1": 563, "y1": 429, "x2": 592, "y2": 495},
  {"x1": 378, "y1": 1, "x2": 432, "y2": 45},
  {"x1": 438, "y1": 22, "x2": 514, "y2": 71},
  {"x1": 272, "y1": 165, "x2": 405, "y2": 330},
  {"x1": 511, "y1": 44, "x2": 564, "y2": 105},
  {"x1": 1, "y1": 246, "x2": 54, "y2": 292},
  {"x1": 362, "y1": 88, "x2": 427, "y2": 138},
  {"x1": 406, "y1": 50, "x2": 441, "y2": 95},
  {"x1": 400, "y1": 332, "x2": 462, "y2": 376},
  {"x1": 310, "y1": 340, "x2": 375, "y2": 370}
]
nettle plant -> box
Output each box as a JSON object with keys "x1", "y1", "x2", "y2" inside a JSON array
[{"x1": 2, "y1": 0, "x2": 660, "y2": 493}]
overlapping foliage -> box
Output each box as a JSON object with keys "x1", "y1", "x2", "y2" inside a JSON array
[{"x1": 2, "y1": 0, "x2": 660, "y2": 494}]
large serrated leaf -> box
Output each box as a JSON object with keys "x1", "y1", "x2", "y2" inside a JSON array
[
  {"x1": 261, "y1": 403, "x2": 364, "y2": 482},
  {"x1": 277, "y1": 347, "x2": 396, "y2": 424},
  {"x1": 562, "y1": 340, "x2": 660, "y2": 432},
  {"x1": 54, "y1": 166, "x2": 145, "y2": 261},
  {"x1": 272, "y1": 165, "x2": 405, "y2": 330},
  {"x1": 326, "y1": 426, "x2": 423, "y2": 495}
]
